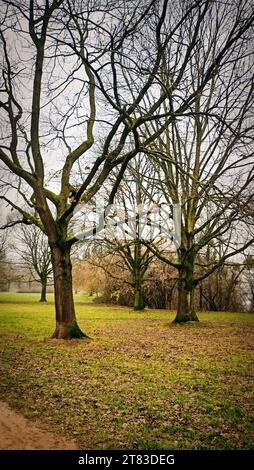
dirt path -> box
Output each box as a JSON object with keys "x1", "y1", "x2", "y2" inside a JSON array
[{"x1": 0, "y1": 401, "x2": 78, "y2": 450}]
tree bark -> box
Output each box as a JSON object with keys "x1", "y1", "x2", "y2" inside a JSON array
[
  {"x1": 39, "y1": 278, "x2": 47, "y2": 302},
  {"x1": 50, "y1": 244, "x2": 87, "y2": 339},
  {"x1": 173, "y1": 263, "x2": 199, "y2": 323},
  {"x1": 199, "y1": 284, "x2": 203, "y2": 310},
  {"x1": 133, "y1": 276, "x2": 145, "y2": 311}
]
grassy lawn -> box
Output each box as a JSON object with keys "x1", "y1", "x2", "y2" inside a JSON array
[{"x1": 0, "y1": 292, "x2": 253, "y2": 450}]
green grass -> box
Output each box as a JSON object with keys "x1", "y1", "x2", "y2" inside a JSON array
[
  {"x1": 0, "y1": 292, "x2": 253, "y2": 450},
  {"x1": 0, "y1": 292, "x2": 95, "y2": 305}
]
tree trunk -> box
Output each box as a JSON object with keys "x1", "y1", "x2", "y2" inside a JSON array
[
  {"x1": 199, "y1": 284, "x2": 203, "y2": 310},
  {"x1": 39, "y1": 278, "x2": 47, "y2": 302},
  {"x1": 50, "y1": 244, "x2": 87, "y2": 339},
  {"x1": 173, "y1": 263, "x2": 199, "y2": 323},
  {"x1": 133, "y1": 276, "x2": 145, "y2": 311}
]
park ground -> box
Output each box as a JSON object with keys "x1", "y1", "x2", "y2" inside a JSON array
[{"x1": 0, "y1": 292, "x2": 253, "y2": 450}]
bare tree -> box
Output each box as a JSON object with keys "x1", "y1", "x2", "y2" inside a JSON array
[
  {"x1": 87, "y1": 240, "x2": 154, "y2": 311},
  {"x1": 243, "y1": 255, "x2": 254, "y2": 312},
  {"x1": 198, "y1": 264, "x2": 246, "y2": 312},
  {"x1": 0, "y1": 0, "x2": 173, "y2": 337},
  {"x1": 12, "y1": 225, "x2": 53, "y2": 302},
  {"x1": 0, "y1": 230, "x2": 27, "y2": 291},
  {"x1": 81, "y1": 158, "x2": 159, "y2": 310},
  {"x1": 0, "y1": 229, "x2": 7, "y2": 289},
  {"x1": 138, "y1": 0, "x2": 254, "y2": 321}
]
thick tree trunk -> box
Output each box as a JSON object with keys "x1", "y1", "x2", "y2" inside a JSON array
[
  {"x1": 133, "y1": 277, "x2": 145, "y2": 311},
  {"x1": 199, "y1": 284, "x2": 203, "y2": 310},
  {"x1": 39, "y1": 278, "x2": 47, "y2": 302},
  {"x1": 133, "y1": 242, "x2": 145, "y2": 311},
  {"x1": 50, "y1": 244, "x2": 87, "y2": 339},
  {"x1": 173, "y1": 264, "x2": 199, "y2": 323}
]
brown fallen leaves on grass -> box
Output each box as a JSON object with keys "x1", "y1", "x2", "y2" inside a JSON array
[{"x1": 0, "y1": 307, "x2": 253, "y2": 450}]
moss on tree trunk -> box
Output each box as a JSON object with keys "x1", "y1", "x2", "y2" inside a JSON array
[
  {"x1": 39, "y1": 278, "x2": 47, "y2": 302},
  {"x1": 133, "y1": 268, "x2": 145, "y2": 311},
  {"x1": 173, "y1": 259, "x2": 199, "y2": 323},
  {"x1": 133, "y1": 282, "x2": 145, "y2": 311},
  {"x1": 51, "y1": 244, "x2": 88, "y2": 339}
]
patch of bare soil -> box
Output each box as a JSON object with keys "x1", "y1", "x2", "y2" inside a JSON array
[{"x1": 0, "y1": 401, "x2": 78, "y2": 450}]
